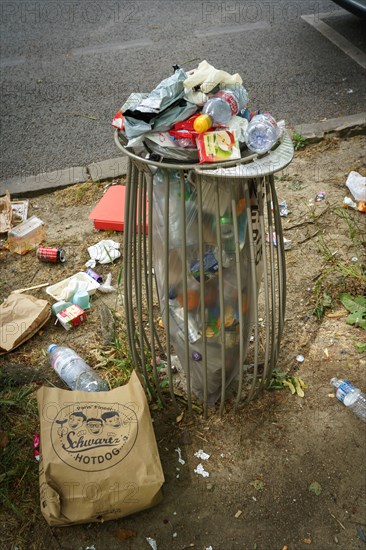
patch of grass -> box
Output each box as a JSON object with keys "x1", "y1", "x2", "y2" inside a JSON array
[
  {"x1": 292, "y1": 132, "x2": 306, "y2": 151},
  {"x1": 0, "y1": 384, "x2": 40, "y2": 545},
  {"x1": 311, "y1": 205, "x2": 366, "y2": 319}
]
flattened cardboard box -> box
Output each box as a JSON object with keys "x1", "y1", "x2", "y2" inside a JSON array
[{"x1": 37, "y1": 371, "x2": 164, "y2": 526}]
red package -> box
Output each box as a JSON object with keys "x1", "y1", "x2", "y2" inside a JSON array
[
  {"x1": 170, "y1": 113, "x2": 201, "y2": 132},
  {"x1": 112, "y1": 109, "x2": 125, "y2": 130},
  {"x1": 34, "y1": 433, "x2": 40, "y2": 462}
]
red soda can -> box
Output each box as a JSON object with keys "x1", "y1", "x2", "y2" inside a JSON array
[{"x1": 36, "y1": 246, "x2": 65, "y2": 263}]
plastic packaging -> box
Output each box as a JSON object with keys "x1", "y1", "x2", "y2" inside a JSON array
[
  {"x1": 194, "y1": 86, "x2": 248, "y2": 133},
  {"x1": 48, "y1": 344, "x2": 109, "y2": 391},
  {"x1": 245, "y1": 113, "x2": 283, "y2": 154},
  {"x1": 7, "y1": 216, "x2": 45, "y2": 255},
  {"x1": 152, "y1": 169, "x2": 198, "y2": 249},
  {"x1": 346, "y1": 171, "x2": 366, "y2": 202},
  {"x1": 330, "y1": 378, "x2": 366, "y2": 422}
]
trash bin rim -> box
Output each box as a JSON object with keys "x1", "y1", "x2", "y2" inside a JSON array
[{"x1": 114, "y1": 129, "x2": 294, "y2": 177}]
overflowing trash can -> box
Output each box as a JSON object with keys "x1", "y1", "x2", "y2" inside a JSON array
[{"x1": 113, "y1": 61, "x2": 294, "y2": 415}]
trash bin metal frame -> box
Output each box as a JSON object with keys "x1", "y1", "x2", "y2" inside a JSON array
[{"x1": 115, "y1": 131, "x2": 294, "y2": 415}]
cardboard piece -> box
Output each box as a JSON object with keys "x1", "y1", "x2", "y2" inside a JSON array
[
  {"x1": 88, "y1": 185, "x2": 148, "y2": 233},
  {"x1": 0, "y1": 294, "x2": 51, "y2": 354},
  {"x1": 37, "y1": 371, "x2": 165, "y2": 526}
]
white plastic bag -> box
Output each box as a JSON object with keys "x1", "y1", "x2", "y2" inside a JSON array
[{"x1": 346, "y1": 171, "x2": 366, "y2": 202}]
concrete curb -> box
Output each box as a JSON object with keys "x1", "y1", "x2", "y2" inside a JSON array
[
  {"x1": 1, "y1": 113, "x2": 365, "y2": 198},
  {"x1": 292, "y1": 112, "x2": 366, "y2": 144}
]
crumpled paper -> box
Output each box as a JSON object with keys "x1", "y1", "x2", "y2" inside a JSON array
[{"x1": 86, "y1": 239, "x2": 121, "y2": 267}]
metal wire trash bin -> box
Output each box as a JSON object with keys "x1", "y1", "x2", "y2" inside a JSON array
[{"x1": 115, "y1": 130, "x2": 294, "y2": 416}]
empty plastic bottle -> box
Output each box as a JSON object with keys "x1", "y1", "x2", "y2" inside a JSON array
[
  {"x1": 194, "y1": 85, "x2": 249, "y2": 133},
  {"x1": 245, "y1": 113, "x2": 282, "y2": 154},
  {"x1": 330, "y1": 377, "x2": 366, "y2": 423},
  {"x1": 48, "y1": 344, "x2": 109, "y2": 391},
  {"x1": 152, "y1": 169, "x2": 197, "y2": 249}
]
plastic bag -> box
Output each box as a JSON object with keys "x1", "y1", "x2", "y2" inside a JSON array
[
  {"x1": 151, "y1": 169, "x2": 263, "y2": 405},
  {"x1": 138, "y1": 68, "x2": 187, "y2": 114},
  {"x1": 346, "y1": 171, "x2": 366, "y2": 202}
]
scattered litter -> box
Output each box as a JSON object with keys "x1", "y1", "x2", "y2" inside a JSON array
[
  {"x1": 88, "y1": 185, "x2": 145, "y2": 232},
  {"x1": 11, "y1": 199, "x2": 29, "y2": 225},
  {"x1": 46, "y1": 272, "x2": 99, "y2": 302},
  {"x1": 7, "y1": 215, "x2": 45, "y2": 255},
  {"x1": 303, "y1": 536, "x2": 312, "y2": 544},
  {"x1": 234, "y1": 510, "x2": 242, "y2": 518},
  {"x1": 315, "y1": 191, "x2": 326, "y2": 202},
  {"x1": 146, "y1": 537, "x2": 157, "y2": 550},
  {"x1": 194, "y1": 463, "x2": 209, "y2": 477},
  {"x1": 279, "y1": 200, "x2": 289, "y2": 217},
  {"x1": 98, "y1": 273, "x2": 116, "y2": 293},
  {"x1": 205, "y1": 546, "x2": 213, "y2": 550},
  {"x1": 266, "y1": 231, "x2": 292, "y2": 250},
  {"x1": 172, "y1": 532, "x2": 177, "y2": 538},
  {"x1": 252, "y1": 496, "x2": 257, "y2": 501},
  {"x1": 351, "y1": 256, "x2": 358, "y2": 262},
  {"x1": 11, "y1": 282, "x2": 49, "y2": 295},
  {"x1": 343, "y1": 196, "x2": 357, "y2": 209},
  {"x1": 86, "y1": 268, "x2": 103, "y2": 283},
  {"x1": 309, "y1": 481, "x2": 322, "y2": 495},
  {"x1": 33, "y1": 433, "x2": 40, "y2": 462},
  {"x1": 0, "y1": 191, "x2": 12, "y2": 232},
  {"x1": 324, "y1": 348, "x2": 329, "y2": 358},
  {"x1": 175, "y1": 447, "x2": 185, "y2": 465},
  {"x1": 194, "y1": 449, "x2": 210, "y2": 461},
  {"x1": 296, "y1": 354, "x2": 305, "y2": 363},
  {"x1": 0, "y1": 294, "x2": 51, "y2": 354},
  {"x1": 346, "y1": 171, "x2": 366, "y2": 201},
  {"x1": 56, "y1": 304, "x2": 87, "y2": 331},
  {"x1": 37, "y1": 245, "x2": 65, "y2": 263},
  {"x1": 87, "y1": 239, "x2": 121, "y2": 266}
]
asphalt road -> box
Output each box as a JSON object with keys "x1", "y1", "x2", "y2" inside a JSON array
[{"x1": 1, "y1": 0, "x2": 366, "y2": 180}]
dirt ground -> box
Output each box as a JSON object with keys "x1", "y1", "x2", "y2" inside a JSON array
[{"x1": 1, "y1": 135, "x2": 366, "y2": 550}]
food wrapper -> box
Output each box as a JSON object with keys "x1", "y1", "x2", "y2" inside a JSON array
[{"x1": 196, "y1": 130, "x2": 241, "y2": 163}]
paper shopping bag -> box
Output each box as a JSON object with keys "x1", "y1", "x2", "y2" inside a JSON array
[{"x1": 37, "y1": 371, "x2": 164, "y2": 526}]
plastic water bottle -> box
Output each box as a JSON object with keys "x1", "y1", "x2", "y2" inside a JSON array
[
  {"x1": 194, "y1": 85, "x2": 249, "y2": 133},
  {"x1": 245, "y1": 113, "x2": 282, "y2": 154},
  {"x1": 48, "y1": 344, "x2": 109, "y2": 391},
  {"x1": 330, "y1": 378, "x2": 366, "y2": 422},
  {"x1": 152, "y1": 169, "x2": 197, "y2": 249}
]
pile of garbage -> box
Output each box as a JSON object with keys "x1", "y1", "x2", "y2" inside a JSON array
[
  {"x1": 0, "y1": 189, "x2": 118, "y2": 354},
  {"x1": 112, "y1": 60, "x2": 284, "y2": 163}
]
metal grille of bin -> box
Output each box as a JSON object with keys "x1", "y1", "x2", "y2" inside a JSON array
[{"x1": 115, "y1": 130, "x2": 294, "y2": 417}]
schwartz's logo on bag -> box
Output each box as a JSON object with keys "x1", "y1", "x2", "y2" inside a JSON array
[{"x1": 51, "y1": 402, "x2": 138, "y2": 472}]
